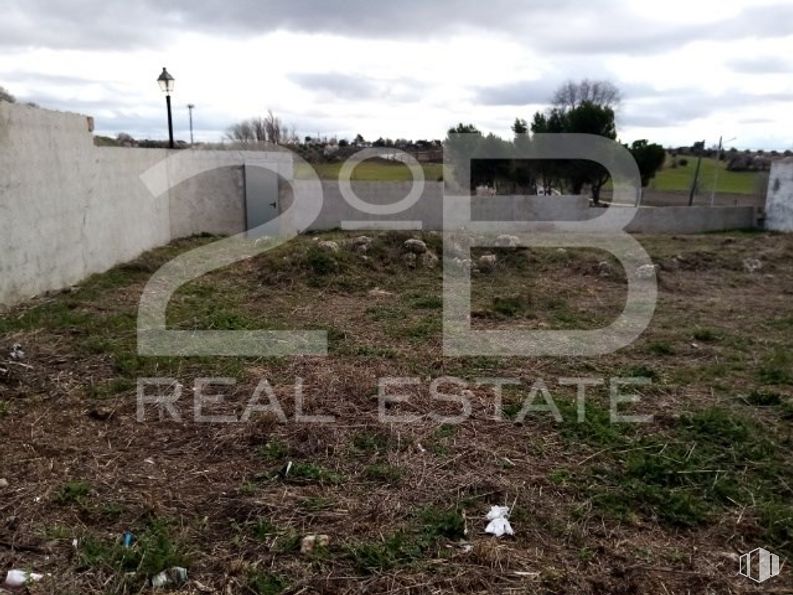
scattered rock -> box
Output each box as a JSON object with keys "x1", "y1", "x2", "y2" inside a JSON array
[
  {"x1": 420, "y1": 252, "x2": 439, "y2": 269},
  {"x1": 450, "y1": 257, "x2": 472, "y2": 271},
  {"x1": 403, "y1": 252, "x2": 418, "y2": 268},
  {"x1": 351, "y1": 236, "x2": 372, "y2": 253},
  {"x1": 317, "y1": 240, "x2": 339, "y2": 253},
  {"x1": 0, "y1": 479, "x2": 8, "y2": 489},
  {"x1": 403, "y1": 239, "x2": 427, "y2": 254},
  {"x1": 478, "y1": 254, "x2": 497, "y2": 273},
  {"x1": 743, "y1": 257, "x2": 763, "y2": 273},
  {"x1": 495, "y1": 234, "x2": 520, "y2": 248},
  {"x1": 88, "y1": 407, "x2": 113, "y2": 421},
  {"x1": 597, "y1": 261, "x2": 613, "y2": 277},
  {"x1": 301, "y1": 534, "x2": 330, "y2": 554},
  {"x1": 635, "y1": 264, "x2": 659, "y2": 280},
  {"x1": 368, "y1": 288, "x2": 394, "y2": 298}
]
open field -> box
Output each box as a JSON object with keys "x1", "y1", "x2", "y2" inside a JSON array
[
  {"x1": 649, "y1": 157, "x2": 762, "y2": 196},
  {"x1": 1, "y1": 231, "x2": 792, "y2": 593},
  {"x1": 295, "y1": 160, "x2": 444, "y2": 182},
  {"x1": 295, "y1": 156, "x2": 762, "y2": 197}
]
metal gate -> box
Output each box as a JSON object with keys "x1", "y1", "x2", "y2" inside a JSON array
[{"x1": 243, "y1": 163, "x2": 280, "y2": 235}]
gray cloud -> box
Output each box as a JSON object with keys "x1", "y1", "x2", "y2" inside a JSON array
[
  {"x1": 476, "y1": 80, "x2": 557, "y2": 106},
  {"x1": 728, "y1": 56, "x2": 792, "y2": 74},
  {"x1": 3, "y1": 0, "x2": 793, "y2": 56},
  {"x1": 288, "y1": 72, "x2": 423, "y2": 102}
]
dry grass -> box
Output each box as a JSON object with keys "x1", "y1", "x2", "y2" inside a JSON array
[{"x1": 1, "y1": 231, "x2": 792, "y2": 594}]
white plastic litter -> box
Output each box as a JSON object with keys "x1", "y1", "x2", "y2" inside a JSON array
[
  {"x1": 151, "y1": 567, "x2": 188, "y2": 588},
  {"x1": 485, "y1": 505, "x2": 514, "y2": 537},
  {"x1": 9, "y1": 344, "x2": 24, "y2": 361},
  {"x1": 4, "y1": 569, "x2": 44, "y2": 588}
]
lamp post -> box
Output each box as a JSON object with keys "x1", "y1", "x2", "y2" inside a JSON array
[
  {"x1": 157, "y1": 67, "x2": 175, "y2": 149},
  {"x1": 187, "y1": 104, "x2": 195, "y2": 146}
]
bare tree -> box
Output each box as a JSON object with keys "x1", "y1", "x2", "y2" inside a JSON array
[
  {"x1": 552, "y1": 79, "x2": 621, "y2": 111},
  {"x1": 264, "y1": 110, "x2": 283, "y2": 145},
  {"x1": 0, "y1": 85, "x2": 16, "y2": 103},
  {"x1": 225, "y1": 109, "x2": 289, "y2": 144}
]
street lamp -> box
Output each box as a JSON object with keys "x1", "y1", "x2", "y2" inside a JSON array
[
  {"x1": 187, "y1": 104, "x2": 195, "y2": 146},
  {"x1": 157, "y1": 67, "x2": 175, "y2": 149}
]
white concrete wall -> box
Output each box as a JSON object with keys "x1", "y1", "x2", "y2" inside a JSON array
[
  {"x1": 0, "y1": 103, "x2": 286, "y2": 307},
  {"x1": 766, "y1": 158, "x2": 793, "y2": 232}
]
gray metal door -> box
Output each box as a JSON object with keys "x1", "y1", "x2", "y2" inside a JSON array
[{"x1": 244, "y1": 164, "x2": 279, "y2": 234}]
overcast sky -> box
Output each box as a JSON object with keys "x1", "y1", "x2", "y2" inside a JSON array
[{"x1": 1, "y1": 0, "x2": 792, "y2": 149}]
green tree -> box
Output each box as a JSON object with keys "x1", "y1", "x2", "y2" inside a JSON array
[{"x1": 628, "y1": 140, "x2": 666, "y2": 187}]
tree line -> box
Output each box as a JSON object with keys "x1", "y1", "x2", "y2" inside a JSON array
[{"x1": 445, "y1": 80, "x2": 665, "y2": 203}]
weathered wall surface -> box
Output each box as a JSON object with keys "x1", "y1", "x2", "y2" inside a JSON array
[
  {"x1": 0, "y1": 103, "x2": 278, "y2": 307},
  {"x1": 765, "y1": 158, "x2": 793, "y2": 232},
  {"x1": 283, "y1": 181, "x2": 589, "y2": 230}
]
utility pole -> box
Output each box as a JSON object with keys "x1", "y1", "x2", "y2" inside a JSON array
[
  {"x1": 688, "y1": 140, "x2": 705, "y2": 206},
  {"x1": 710, "y1": 135, "x2": 736, "y2": 206},
  {"x1": 187, "y1": 104, "x2": 195, "y2": 146}
]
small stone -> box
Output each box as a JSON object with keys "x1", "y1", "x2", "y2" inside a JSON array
[
  {"x1": 0, "y1": 478, "x2": 8, "y2": 488},
  {"x1": 420, "y1": 252, "x2": 439, "y2": 269},
  {"x1": 403, "y1": 239, "x2": 427, "y2": 254},
  {"x1": 478, "y1": 254, "x2": 497, "y2": 273},
  {"x1": 635, "y1": 264, "x2": 658, "y2": 280},
  {"x1": 317, "y1": 240, "x2": 339, "y2": 253},
  {"x1": 301, "y1": 534, "x2": 330, "y2": 554},
  {"x1": 495, "y1": 234, "x2": 520, "y2": 248},
  {"x1": 743, "y1": 257, "x2": 762, "y2": 273},
  {"x1": 88, "y1": 407, "x2": 113, "y2": 421},
  {"x1": 597, "y1": 261, "x2": 613, "y2": 277},
  {"x1": 351, "y1": 236, "x2": 372, "y2": 253}
]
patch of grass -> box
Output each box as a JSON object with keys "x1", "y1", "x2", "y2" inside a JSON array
[
  {"x1": 692, "y1": 327, "x2": 720, "y2": 342},
  {"x1": 419, "y1": 506, "x2": 466, "y2": 540},
  {"x1": 410, "y1": 295, "x2": 443, "y2": 309},
  {"x1": 251, "y1": 518, "x2": 276, "y2": 542},
  {"x1": 648, "y1": 340, "x2": 674, "y2": 356},
  {"x1": 259, "y1": 439, "x2": 288, "y2": 461},
  {"x1": 286, "y1": 463, "x2": 342, "y2": 485},
  {"x1": 298, "y1": 496, "x2": 335, "y2": 512},
  {"x1": 587, "y1": 407, "x2": 785, "y2": 531},
  {"x1": 742, "y1": 390, "x2": 783, "y2": 407},
  {"x1": 55, "y1": 480, "x2": 91, "y2": 505},
  {"x1": 622, "y1": 365, "x2": 659, "y2": 381},
  {"x1": 758, "y1": 349, "x2": 793, "y2": 384},
  {"x1": 246, "y1": 571, "x2": 287, "y2": 595},
  {"x1": 352, "y1": 430, "x2": 393, "y2": 453},
  {"x1": 347, "y1": 532, "x2": 424, "y2": 573},
  {"x1": 364, "y1": 464, "x2": 403, "y2": 483},
  {"x1": 491, "y1": 294, "x2": 532, "y2": 317},
  {"x1": 0, "y1": 401, "x2": 8, "y2": 417},
  {"x1": 305, "y1": 247, "x2": 339, "y2": 276},
  {"x1": 79, "y1": 519, "x2": 188, "y2": 584}
]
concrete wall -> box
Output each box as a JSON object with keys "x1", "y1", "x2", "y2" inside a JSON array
[
  {"x1": 765, "y1": 158, "x2": 793, "y2": 232},
  {"x1": 0, "y1": 103, "x2": 283, "y2": 307},
  {"x1": 283, "y1": 181, "x2": 589, "y2": 230},
  {"x1": 283, "y1": 180, "x2": 757, "y2": 234}
]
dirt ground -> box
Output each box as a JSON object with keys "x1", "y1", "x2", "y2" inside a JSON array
[{"x1": 1, "y1": 231, "x2": 792, "y2": 594}]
